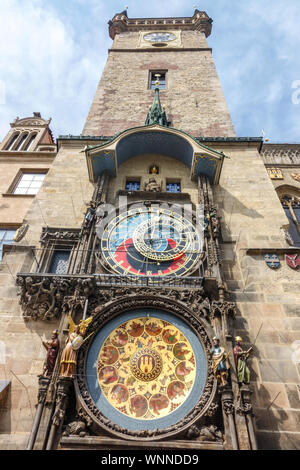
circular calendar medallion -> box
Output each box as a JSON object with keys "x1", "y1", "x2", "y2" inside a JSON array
[
  {"x1": 95, "y1": 313, "x2": 197, "y2": 421},
  {"x1": 85, "y1": 307, "x2": 210, "y2": 434}
]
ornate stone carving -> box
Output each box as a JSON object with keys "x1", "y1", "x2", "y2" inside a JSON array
[
  {"x1": 223, "y1": 401, "x2": 235, "y2": 416},
  {"x1": 16, "y1": 275, "x2": 95, "y2": 320},
  {"x1": 204, "y1": 401, "x2": 219, "y2": 418},
  {"x1": 52, "y1": 377, "x2": 73, "y2": 427},
  {"x1": 210, "y1": 300, "x2": 236, "y2": 321},
  {"x1": 186, "y1": 424, "x2": 223, "y2": 442},
  {"x1": 221, "y1": 389, "x2": 235, "y2": 416},
  {"x1": 40, "y1": 227, "x2": 80, "y2": 245},
  {"x1": 144, "y1": 177, "x2": 162, "y2": 192},
  {"x1": 37, "y1": 376, "x2": 51, "y2": 405},
  {"x1": 75, "y1": 295, "x2": 217, "y2": 441},
  {"x1": 63, "y1": 408, "x2": 92, "y2": 437},
  {"x1": 236, "y1": 386, "x2": 254, "y2": 416},
  {"x1": 16, "y1": 276, "x2": 69, "y2": 320},
  {"x1": 261, "y1": 145, "x2": 300, "y2": 165},
  {"x1": 236, "y1": 401, "x2": 253, "y2": 416}
]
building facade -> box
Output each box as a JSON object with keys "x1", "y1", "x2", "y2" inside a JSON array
[{"x1": 0, "y1": 9, "x2": 299, "y2": 451}]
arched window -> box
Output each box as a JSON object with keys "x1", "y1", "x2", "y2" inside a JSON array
[
  {"x1": 22, "y1": 133, "x2": 37, "y2": 151},
  {"x1": 15, "y1": 132, "x2": 29, "y2": 151},
  {"x1": 280, "y1": 193, "x2": 300, "y2": 247},
  {"x1": 4, "y1": 132, "x2": 20, "y2": 151}
]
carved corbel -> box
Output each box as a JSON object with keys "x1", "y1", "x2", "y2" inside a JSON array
[
  {"x1": 37, "y1": 376, "x2": 51, "y2": 405},
  {"x1": 52, "y1": 377, "x2": 73, "y2": 428}
]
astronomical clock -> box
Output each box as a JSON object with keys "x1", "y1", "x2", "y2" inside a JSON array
[
  {"x1": 100, "y1": 205, "x2": 202, "y2": 277},
  {"x1": 24, "y1": 9, "x2": 256, "y2": 452}
]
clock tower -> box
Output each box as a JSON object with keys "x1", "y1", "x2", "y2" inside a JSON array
[{"x1": 83, "y1": 9, "x2": 235, "y2": 138}]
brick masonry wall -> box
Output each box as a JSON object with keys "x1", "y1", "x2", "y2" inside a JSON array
[{"x1": 83, "y1": 31, "x2": 235, "y2": 138}]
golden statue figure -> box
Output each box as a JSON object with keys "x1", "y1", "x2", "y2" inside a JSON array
[{"x1": 59, "y1": 313, "x2": 93, "y2": 378}]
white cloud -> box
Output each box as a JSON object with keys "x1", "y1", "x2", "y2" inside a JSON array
[
  {"x1": 0, "y1": 0, "x2": 300, "y2": 142},
  {"x1": 0, "y1": 0, "x2": 109, "y2": 139}
]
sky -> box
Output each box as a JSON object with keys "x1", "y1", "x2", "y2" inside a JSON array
[{"x1": 0, "y1": 0, "x2": 300, "y2": 143}]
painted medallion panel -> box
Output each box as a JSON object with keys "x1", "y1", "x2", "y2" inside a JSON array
[{"x1": 86, "y1": 309, "x2": 207, "y2": 431}]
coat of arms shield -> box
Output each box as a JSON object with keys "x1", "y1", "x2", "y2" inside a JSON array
[
  {"x1": 264, "y1": 254, "x2": 280, "y2": 269},
  {"x1": 285, "y1": 254, "x2": 300, "y2": 269}
]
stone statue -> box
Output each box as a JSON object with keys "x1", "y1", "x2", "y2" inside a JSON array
[
  {"x1": 144, "y1": 177, "x2": 161, "y2": 192},
  {"x1": 41, "y1": 329, "x2": 60, "y2": 377},
  {"x1": 210, "y1": 337, "x2": 230, "y2": 387},
  {"x1": 59, "y1": 314, "x2": 93, "y2": 379},
  {"x1": 233, "y1": 336, "x2": 252, "y2": 385},
  {"x1": 83, "y1": 202, "x2": 96, "y2": 229}
]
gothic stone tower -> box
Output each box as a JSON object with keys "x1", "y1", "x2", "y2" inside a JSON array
[{"x1": 1, "y1": 9, "x2": 299, "y2": 451}]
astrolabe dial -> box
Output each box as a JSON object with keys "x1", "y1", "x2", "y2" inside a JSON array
[
  {"x1": 132, "y1": 216, "x2": 189, "y2": 262},
  {"x1": 100, "y1": 206, "x2": 203, "y2": 277}
]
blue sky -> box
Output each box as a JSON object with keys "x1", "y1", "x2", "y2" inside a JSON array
[{"x1": 1, "y1": 0, "x2": 300, "y2": 142}]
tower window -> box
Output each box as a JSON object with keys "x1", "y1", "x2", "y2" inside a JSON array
[
  {"x1": 22, "y1": 133, "x2": 37, "y2": 151},
  {"x1": 149, "y1": 71, "x2": 167, "y2": 90},
  {"x1": 166, "y1": 181, "x2": 181, "y2": 193},
  {"x1": 4, "y1": 132, "x2": 20, "y2": 151},
  {"x1": 15, "y1": 132, "x2": 29, "y2": 151},
  {"x1": 125, "y1": 179, "x2": 140, "y2": 191},
  {"x1": 0, "y1": 228, "x2": 16, "y2": 261},
  {"x1": 49, "y1": 250, "x2": 71, "y2": 274},
  {"x1": 12, "y1": 171, "x2": 47, "y2": 195}
]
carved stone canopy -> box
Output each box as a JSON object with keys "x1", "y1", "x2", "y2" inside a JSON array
[{"x1": 75, "y1": 295, "x2": 218, "y2": 441}]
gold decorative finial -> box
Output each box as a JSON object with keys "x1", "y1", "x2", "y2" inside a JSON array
[
  {"x1": 154, "y1": 73, "x2": 161, "y2": 87},
  {"x1": 193, "y1": 4, "x2": 197, "y2": 9}
]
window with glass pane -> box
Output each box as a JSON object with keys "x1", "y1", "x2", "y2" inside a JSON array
[
  {"x1": 49, "y1": 250, "x2": 70, "y2": 274},
  {"x1": 150, "y1": 71, "x2": 166, "y2": 90},
  {"x1": 0, "y1": 229, "x2": 16, "y2": 261},
  {"x1": 13, "y1": 173, "x2": 46, "y2": 195},
  {"x1": 166, "y1": 182, "x2": 181, "y2": 193},
  {"x1": 126, "y1": 180, "x2": 140, "y2": 191}
]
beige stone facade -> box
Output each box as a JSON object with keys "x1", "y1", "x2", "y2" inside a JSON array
[{"x1": 0, "y1": 10, "x2": 299, "y2": 451}]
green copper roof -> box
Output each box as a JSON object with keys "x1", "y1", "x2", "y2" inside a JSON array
[{"x1": 145, "y1": 87, "x2": 168, "y2": 127}]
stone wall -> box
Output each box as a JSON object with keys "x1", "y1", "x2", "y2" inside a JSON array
[
  {"x1": 83, "y1": 31, "x2": 235, "y2": 137},
  {"x1": 0, "y1": 153, "x2": 54, "y2": 226},
  {"x1": 217, "y1": 145, "x2": 300, "y2": 449}
]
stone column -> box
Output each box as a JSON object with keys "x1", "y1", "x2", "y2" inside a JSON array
[
  {"x1": 239, "y1": 386, "x2": 257, "y2": 450},
  {"x1": 26, "y1": 376, "x2": 50, "y2": 450},
  {"x1": 45, "y1": 377, "x2": 73, "y2": 450},
  {"x1": 221, "y1": 388, "x2": 239, "y2": 450}
]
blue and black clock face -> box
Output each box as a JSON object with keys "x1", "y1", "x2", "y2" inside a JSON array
[
  {"x1": 143, "y1": 32, "x2": 176, "y2": 43},
  {"x1": 100, "y1": 206, "x2": 202, "y2": 277}
]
